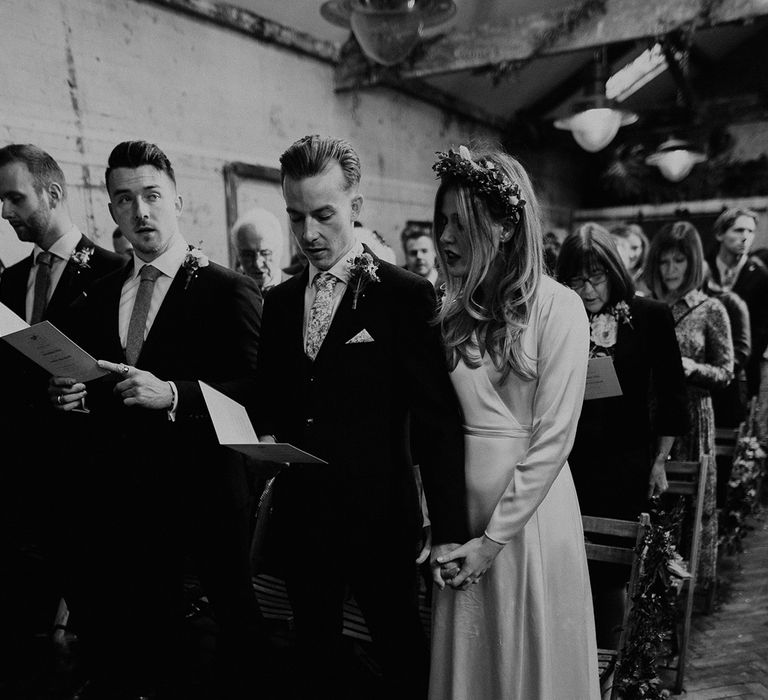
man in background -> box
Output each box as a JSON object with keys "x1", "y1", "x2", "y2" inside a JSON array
[
  {"x1": 707, "y1": 208, "x2": 768, "y2": 396},
  {"x1": 231, "y1": 206, "x2": 285, "y2": 292},
  {"x1": 112, "y1": 225, "x2": 133, "y2": 260},
  {"x1": 0, "y1": 144, "x2": 123, "y2": 696},
  {"x1": 401, "y1": 221, "x2": 438, "y2": 286}
]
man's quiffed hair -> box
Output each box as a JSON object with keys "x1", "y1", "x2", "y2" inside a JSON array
[
  {"x1": 0, "y1": 144, "x2": 67, "y2": 199},
  {"x1": 105, "y1": 140, "x2": 176, "y2": 191},
  {"x1": 712, "y1": 207, "x2": 759, "y2": 240},
  {"x1": 279, "y1": 135, "x2": 360, "y2": 190}
]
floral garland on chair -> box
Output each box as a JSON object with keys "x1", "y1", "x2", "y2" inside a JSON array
[
  {"x1": 614, "y1": 498, "x2": 686, "y2": 699},
  {"x1": 719, "y1": 434, "x2": 765, "y2": 555}
]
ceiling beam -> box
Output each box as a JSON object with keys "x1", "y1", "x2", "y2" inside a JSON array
[
  {"x1": 141, "y1": 0, "x2": 340, "y2": 63},
  {"x1": 336, "y1": 0, "x2": 768, "y2": 90}
]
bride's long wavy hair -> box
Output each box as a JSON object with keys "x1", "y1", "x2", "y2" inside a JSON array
[{"x1": 434, "y1": 147, "x2": 543, "y2": 380}]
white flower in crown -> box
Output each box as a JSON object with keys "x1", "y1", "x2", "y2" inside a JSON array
[
  {"x1": 590, "y1": 312, "x2": 618, "y2": 348},
  {"x1": 183, "y1": 243, "x2": 209, "y2": 290}
]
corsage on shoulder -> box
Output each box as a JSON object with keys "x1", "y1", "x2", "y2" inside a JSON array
[
  {"x1": 347, "y1": 252, "x2": 380, "y2": 310},
  {"x1": 182, "y1": 243, "x2": 209, "y2": 290}
]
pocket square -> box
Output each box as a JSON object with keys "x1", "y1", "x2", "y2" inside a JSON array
[{"x1": 346, "y1": 329, "x2": 375, "y2": 344}]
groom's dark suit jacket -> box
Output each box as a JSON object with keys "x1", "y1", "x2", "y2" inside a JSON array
[{"x1": 254, "y1": 249, "x2": 467, "y2": 553}]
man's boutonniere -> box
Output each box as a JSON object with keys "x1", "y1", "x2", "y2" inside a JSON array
[
  {"x1": 70, "y1": 247, "x2": 93, "y2": 273},
  {"x1": 589, "y1": 301, "x2": 633, "y2": 358},
  {"x1": 348, "y1": 252, "x2": 380, "y2": 310},
  {"x1": 182, "y1": 243, "x2": 209, "y2": 290}
]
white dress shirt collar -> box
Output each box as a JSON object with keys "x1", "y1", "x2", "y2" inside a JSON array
[
  {"x1": 33, "y1": 225, "x2": 81, "y2": 263},
  {"x1": 306, "y1": 240, "x2": 365, "y2": 289},
  {"x1": 130, "y1": 234, "x2": 189, "y2": 280}
]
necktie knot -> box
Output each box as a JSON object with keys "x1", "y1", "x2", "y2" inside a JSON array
[
  {"x1": 314, "y1": 272, "x2": 337, "y2": 292},
  {"x1": 139, "y1": 264, "x2": 162, "y2": 282},
  {"x1": 37, "y1": 250, "x2": 53, "y2": 267}
]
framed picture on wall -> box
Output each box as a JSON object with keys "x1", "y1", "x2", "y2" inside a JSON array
[{"x1": 222, "y1": 162, "x2": 297, "y2": 273}]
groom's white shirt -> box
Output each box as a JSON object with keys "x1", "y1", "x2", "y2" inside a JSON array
[{"x1": 302, "y1": 240, "x2": 363, "y2": 343}]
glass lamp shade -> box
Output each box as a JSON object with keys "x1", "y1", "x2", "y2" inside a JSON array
[
  {"x1": 350, "y1": 5, "x2": 424, "y2": 66},
  {"x1": 321, "y1": 1, "x2": 456, "y2": 66},
  {"x1": 645, "y1": 140, "x2": 706, "y2": 182},
  {"x1": 554, "y1": 107, "x2": 638, "y2": 153}
]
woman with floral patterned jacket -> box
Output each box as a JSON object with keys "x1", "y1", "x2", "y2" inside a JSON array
[
  {"x1": 557, "y1": 222, "x2": 688, "y2": 648},
  {"x1": 644, "y1": 220, "x2": 735, "y2": 600}
]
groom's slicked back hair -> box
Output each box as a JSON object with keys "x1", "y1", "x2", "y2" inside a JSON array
[
  {"x1": 105, "y1": 140, "x2": 176, "y2": 193},
  {"x1": 279, "y1": 134, "x2": 361, "y2": 191}
]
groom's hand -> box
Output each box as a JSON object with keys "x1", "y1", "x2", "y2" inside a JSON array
[{"x1": 430, "y1": 543, "x2": 462, "y2": 590}]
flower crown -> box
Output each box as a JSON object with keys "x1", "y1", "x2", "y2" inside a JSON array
[{"x1": 432, "y1": 145, "x2": 526, "y2": 225}]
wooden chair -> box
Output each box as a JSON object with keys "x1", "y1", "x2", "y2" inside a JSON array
[
  {"x1": 582, "y1": 512, "x2": 650, "y2": 700},
  {"x1": 663, "y1": 457, "x2": 709, "y2": 694},
  {"x1": 715, "y1": 426, "x2": 739, "y2": 459}
]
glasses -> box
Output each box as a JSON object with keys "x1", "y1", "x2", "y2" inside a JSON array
[{"x1": 568, "y1": 271, "x2": 607, "y2": 290}]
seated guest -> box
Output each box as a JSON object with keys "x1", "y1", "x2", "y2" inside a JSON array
[
  {"x1": 645, "y1": 221, "x2": 734, "y2": 602},
  {"x1": 50, "y1": 140, "x2": 269, "y2": 699},
  {"x1": 401, "y1": 221, "x2": 439, "y2": 286},
  {"x1": 231, "y1": 206, "x2": 285, "y2": 292},
  {"x1": 705, "y1": 208, "x2": 768, "y2": 396},
  {"x1": 557, "y1": 222, "x2": 687, "y2": 648},
  {"x1": 610, "y1": 222, "x2": 650, "y2": 294}
]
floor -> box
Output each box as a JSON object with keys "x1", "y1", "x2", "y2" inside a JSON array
[{"x1": 667, "y1": 515, "x2": 768, "y2": 699}]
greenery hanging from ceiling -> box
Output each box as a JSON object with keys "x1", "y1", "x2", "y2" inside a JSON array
[{"x1": 598, "y1": 128, "x2": 768, "y2": 205}]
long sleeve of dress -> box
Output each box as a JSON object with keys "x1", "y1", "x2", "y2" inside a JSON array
[
  {"x1": 485, "y1": 287, "x2": 589, "y2": 543},
  {"x1": 686, "y1": 299, "x2": 734, "y2": 390}
]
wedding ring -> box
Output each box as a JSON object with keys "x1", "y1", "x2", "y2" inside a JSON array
[
  {"x1": 57, "y1": 395, "x2": 63, "y2": 405},
  {"x1": 119, "y1": 364, "x2": 129, "y2": 375}
]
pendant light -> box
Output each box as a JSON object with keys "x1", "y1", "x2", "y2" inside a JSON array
[
  {"x1": 320, "y1": 0, "x2": 457, "y2": 67},
  {"x1": 645, "y1": 137, "x2": 706, "y2": 182},
  {"x1": 554, "y1": 48, "x2": 639, "y2": 152}
]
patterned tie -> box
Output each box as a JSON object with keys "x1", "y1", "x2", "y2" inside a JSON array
[
  {"x1": 125, "y1": 264, "x2": 162, "y2": 364},
  {"x1": 305, "y1": 272, "x2": 339, "y2": 360},
  {"x1": 30, "y1": 250, "x2": 53, "y2": 324}
]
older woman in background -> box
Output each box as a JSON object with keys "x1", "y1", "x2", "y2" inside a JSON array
[
  {"x1": 644, "y1": 221, "x2": 734, "y2": 600},
  {"x1": 558, "y1": 222, "x2": 687, "y2": 648}
]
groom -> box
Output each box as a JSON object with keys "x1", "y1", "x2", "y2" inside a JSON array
[{"x1": 254, "y1": 134, "x2": 467, "y2": 699}]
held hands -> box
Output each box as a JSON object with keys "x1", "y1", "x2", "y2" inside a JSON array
[
  {"x1": 648, "y1": 458, "x2": 669, "y2": 498},
  {"x1": 97, "y1": 360, "x2": 173, "y2": 410},
  {"x1": 431, "y1": 535, "x2": 505, "y2": 591}
]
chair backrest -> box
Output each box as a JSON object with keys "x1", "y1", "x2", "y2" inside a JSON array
[
  {"x1": 664, "y1": 458, "x2": 707, "y2": 580},
  {"x1": 715, "y1": 427, "x2": 739, "y2": 458},
  {"x1": 583, "y1": 512, "x2": 650, "y2": 700}
]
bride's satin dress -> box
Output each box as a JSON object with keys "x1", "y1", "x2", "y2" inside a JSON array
[{"x1": 429, "y1": 277, "x2": 600, "y2": 700}]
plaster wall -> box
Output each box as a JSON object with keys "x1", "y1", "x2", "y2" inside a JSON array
[{"x1": 0, "y1": 0, "x2": 512, "y2": 268}]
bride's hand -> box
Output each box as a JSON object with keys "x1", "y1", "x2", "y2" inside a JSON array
[
  {"x1": 437, "y1": 535, "x2": 505, "y2": 590},
  {"x1": 430, "y1": 542, "x2": 462, "y2": 590}
]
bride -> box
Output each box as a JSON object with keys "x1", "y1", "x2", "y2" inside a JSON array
[{"x1": 428, "y1": 145, "x2": 600, "y2": 699}]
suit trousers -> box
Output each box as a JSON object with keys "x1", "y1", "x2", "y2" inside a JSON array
[
  {"x1": 61, "y1": 437, "x2": 270, "y2": 698},
  {"x1": 274, "y1": 511, "x2": 429, "y2": 700}
]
